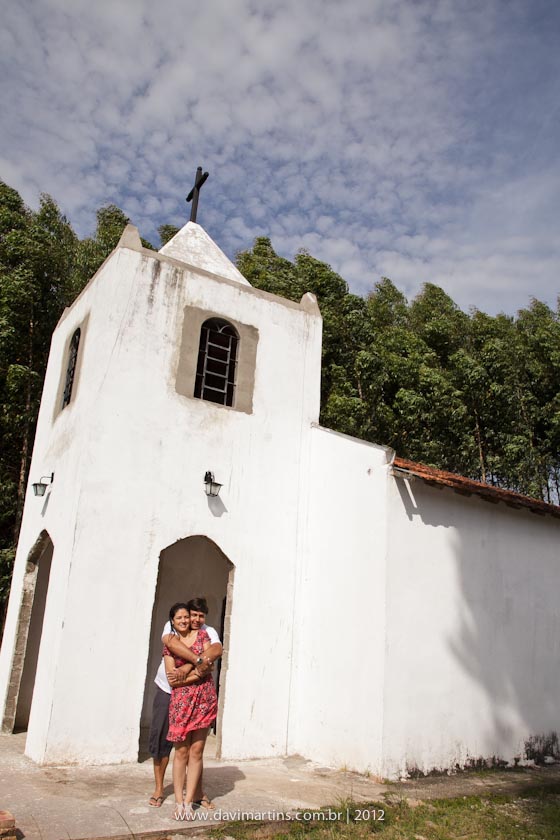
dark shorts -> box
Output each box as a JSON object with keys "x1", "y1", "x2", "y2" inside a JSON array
[{"x1": 149, "y1": 685, "x2": 173, "y2": 759}]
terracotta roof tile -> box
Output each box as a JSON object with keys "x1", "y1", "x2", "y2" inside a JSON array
[{"x1": 392, "y1": 456, "x2": 560, "y2": 519}]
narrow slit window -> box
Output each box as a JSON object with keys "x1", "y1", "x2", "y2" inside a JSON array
[
  {"x1": 194, "y1": 319, "x2": 238, "y2": 407},
  {"x1": 62, "y1": 328, "x2": 81, "y2": 409}
]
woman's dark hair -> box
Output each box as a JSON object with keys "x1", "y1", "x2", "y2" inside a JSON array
[
  {"x1": 169, "y1": 602, "x2": 189, "y2": 633},
  {"x1": 187, "y1": 597, "x2": 208, "y2": 615}
]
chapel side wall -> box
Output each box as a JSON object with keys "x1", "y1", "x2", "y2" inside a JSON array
[
  {"x1": 19, "y1": 246, "x2": 323, "y2": 764},
  {"x1": 2, "y1": 249, "x2": 151, "y2": 759},
  {"x1": 288, "y1": 427, "x2": 390, "y2": 774},
  {"x1": 0, "y1": 328, "x2": 66, "y2": 708},
  {"x1": 382, "y1": 475, "x2": 560, "y2": 779},
  {"x1": 0, "y1": 264, "x2": 109, "y2": 744}
]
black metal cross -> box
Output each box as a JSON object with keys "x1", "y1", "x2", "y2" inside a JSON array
[{"x1": 186, "y1": 166, "x2": 209, "y2": 223}]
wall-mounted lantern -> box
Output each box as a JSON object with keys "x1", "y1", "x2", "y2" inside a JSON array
[
  {"x1": 32, "y1": 473, "x2": 54, "y2": 497},
  {"x1": 204, "y1": 471, "x2": 222, "y2": 497}
]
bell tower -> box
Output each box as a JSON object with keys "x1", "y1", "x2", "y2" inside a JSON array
[{"x1": 0, "y1": 197, "x2": 322, "y2": 765}]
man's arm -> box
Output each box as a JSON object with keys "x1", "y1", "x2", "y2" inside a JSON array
[
  {"x1": 165, "y1": 634, "x2": 222, "y2": 666},
  {"x1": 168, "y1": 667, "x2": 204, "y2": 687},
  {"x1": 163, "y1": 619, "x2": 223, "y2": 678},
  {"x1": 195, "y1": 641, "x2": 222, "y2": 678},
  {"x1": 203, "y1": 625, "x2": 223, "y2": 665},
  {"x1": 170, "y1": 641, "x2": 222, "y2": 684},
  {"x1": 163, "y1": 635, "x2": 221, "y2": 683},
  {"x1": 205, "y1": 642, "x2": 223, "y2": 662},
  {"x1": 163, "y1": 633, "x2": 199, "y2": 666},
  {"x1": 164, "y1": 654, "x2": 178, "y2": 682}
]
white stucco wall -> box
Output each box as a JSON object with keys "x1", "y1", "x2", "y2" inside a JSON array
[
  {"x1": 383, "y1": 473, "x2": 560, "y2": 778},
  {"x1": 2, "y1": 224, "x2": 559, "y2": 775},
  {"x1": 288, "y1": 426, "x2": 391, "y2": 775},
  {"x1": 0, "y1": 237, "x2": 322, "y2": 764}
]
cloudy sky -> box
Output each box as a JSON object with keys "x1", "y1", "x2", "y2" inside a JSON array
[{"x1": 1, "y1": 0, "x2": 559, "y2": 314}]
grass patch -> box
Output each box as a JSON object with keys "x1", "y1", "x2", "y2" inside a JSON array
[{"x1": 210, "y1": 783, "x2": 560, "y2": 840}]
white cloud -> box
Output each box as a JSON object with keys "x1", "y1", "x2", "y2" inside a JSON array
[{"x1": 1, "y1": 0, "x2": 559, "y2": 315}]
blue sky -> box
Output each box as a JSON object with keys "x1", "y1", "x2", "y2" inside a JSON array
[{"x1": 1, "y1": 0, "x2": 559, "y2": 314}]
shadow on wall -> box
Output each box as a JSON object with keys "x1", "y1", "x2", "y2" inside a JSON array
[
  {"x1": 395, "y1": 477, "x2": 453, "y2": 527},
  {"x1": 207, "y1": 495, "x2": 228, "y2": 518},
  {"x1": 394, "y1": 476, "x2": 560, "y2": 766}
]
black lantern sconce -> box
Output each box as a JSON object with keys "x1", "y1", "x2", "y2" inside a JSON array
[
  {"x1": 204, "y1": 471, "x2": 222, "y2": 497},
  {"x1": 32, "y1": 473, "x2": 54, "y2": 497}
]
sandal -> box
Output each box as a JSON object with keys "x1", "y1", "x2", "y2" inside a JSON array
[
  {"x1": 195, "y1": 794, "x2": 215, "y2": 810},
  {"x1": 183, "y1": 803, "x2": 195, "y2": 821},
  {"x1": 149, "y1": 795, "x2": 164, "y2": 808}
]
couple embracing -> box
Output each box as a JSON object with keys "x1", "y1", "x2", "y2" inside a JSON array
[{"x1": 149, "y1": 597, "x2": 222, "y2": 820}]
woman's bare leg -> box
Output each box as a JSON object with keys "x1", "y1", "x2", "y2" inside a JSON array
[
  {"x1": 184, "y1": 728, "x2": 209, "y2": 806},
  {"x1": 172, "y1": 738, "x2": 191, "y2": 814},
  {"x1": 184, "y1": 740, "x2": 204, "y2": 802}
]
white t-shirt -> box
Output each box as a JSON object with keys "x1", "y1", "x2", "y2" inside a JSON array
[{"x1": 154, "y1": 621, "x2": 221, "y2": 694}]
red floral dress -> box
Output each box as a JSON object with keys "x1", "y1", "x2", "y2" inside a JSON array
[{"x1": 163, "y1": 629, "x2": 218, "y2": 742}]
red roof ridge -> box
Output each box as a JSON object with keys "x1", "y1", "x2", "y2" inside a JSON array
[{"x1": 392, "y1": 456, "x2": 560, "y2": 519}]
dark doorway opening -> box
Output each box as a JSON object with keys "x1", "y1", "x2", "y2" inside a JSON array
[
  {"x1": 2, "y1": 531, "x2": 54, "y2": 733},
  {"x1": 139, "y1": 535, "x2": 234, "y2": 758}
]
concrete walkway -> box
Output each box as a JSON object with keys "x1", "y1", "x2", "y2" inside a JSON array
[
  {"x1": 2, "y1": 732, "x2": 560, "y2": 840},
  {"x1": 0, "y1": 733, "x2": 386, "y2": 840}
]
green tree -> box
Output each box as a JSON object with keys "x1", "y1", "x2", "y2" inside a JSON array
[
  {"x1": 0, "y1": 185, "x2": 86, "y2": 614},
  {"x1": 366, "y1": 276, "x2": 408, "y2": 330},
  {"x1": 409, "y1": 283, "x2": 469, "y2": 365},
  {"x1": 235, "y1": 238, "x2": 560, "y2": 502},
  {"x1": 158, "y1": 224, "x2": 180, "y2": 247}
]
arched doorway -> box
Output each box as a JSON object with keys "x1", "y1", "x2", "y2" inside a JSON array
[
  {"x1": 2, "y1": 530, "x2": 54, "y2": 733},
  {"x1": 139, "y1": 535, "x2": 234, "y2": 757}
]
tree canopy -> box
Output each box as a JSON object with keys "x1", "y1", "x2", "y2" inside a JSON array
[{"x1": 239, "y1": 237, "x2": 560, "y2": 502}]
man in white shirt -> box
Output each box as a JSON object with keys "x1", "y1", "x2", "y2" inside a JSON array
[{"x1": 148, "y1": 598, "x2": 222, "y2": 808}]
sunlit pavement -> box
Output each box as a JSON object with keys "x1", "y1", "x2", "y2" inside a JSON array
[{"x1": 0, "y1": 732, "x2": 387, "y2": 839}]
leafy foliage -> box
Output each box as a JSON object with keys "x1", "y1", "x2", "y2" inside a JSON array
[
  {"x1": 158, "y1": 224, "x2": 180, "y2": 247},
  {"x1": 238, "y1": 237, "x2": 560, "y2": 501}
]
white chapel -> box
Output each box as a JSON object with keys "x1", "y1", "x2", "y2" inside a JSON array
[{"x1": 0, "y1": 218, "x2": 559, "y2": 778}]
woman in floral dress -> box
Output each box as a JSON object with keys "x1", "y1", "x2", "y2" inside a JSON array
[{"x1": 163, "y1": 601, "x2": 218, "y2": 820}]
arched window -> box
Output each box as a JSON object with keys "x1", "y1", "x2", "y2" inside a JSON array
[
  {"x1": 194, "y1": 319, "x2": 238, "y2": 406},
  {"x1": 62, "y1": 328, "x2": 80, "y2": 409}
]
